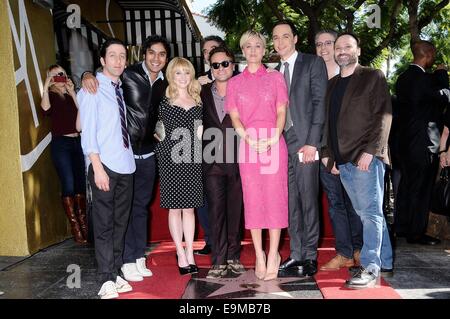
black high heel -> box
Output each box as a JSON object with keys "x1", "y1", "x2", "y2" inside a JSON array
[
  {"x1": 176, "y1": 253, "x2": 191, "y2": 276},
  {"x1": 189, "y1": 264, "x2": 199, "y2": 274},
  {"x1": 179, "y1": 265, "x2": 191, "y2": 275}
]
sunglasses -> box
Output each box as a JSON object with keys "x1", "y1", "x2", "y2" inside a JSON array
[{"x1": 211, "y1": 61, "x2": 233, "y2": 69}]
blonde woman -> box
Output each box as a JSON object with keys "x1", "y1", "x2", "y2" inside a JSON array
[
  {"x1": 225, "y1": 31, "x2": 289, "y2": 281},
  {"x1": 40, "y1": 64, "x2": 87, "y2": 244},
  {"x1": 156, "y1": 57, "x2": 203, "y2": 275}
]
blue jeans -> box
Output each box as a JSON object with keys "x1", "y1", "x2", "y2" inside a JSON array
[
  {"x1": 51, "y1": 136, "x2": 86, "y2": 197},
  {"x1": 338, "y1": 158, "x2": 393, "y2": 276},
  {"x1": 320, "y1": 163, "x2": 362, "y2": 259}
]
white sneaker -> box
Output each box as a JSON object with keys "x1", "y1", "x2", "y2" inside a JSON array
[
  {"x1": 121, "y1": 263, "x2": 144, "y2": 282},
  {"x1": 115, "y1": 276, "x2": 133, "y2": 293},
  {"x1": 136, "y1": 257, "x2": 153, "y2": 277},
  {"x1": 98, "y1": 281, "x2": 119, "y2": 299}
]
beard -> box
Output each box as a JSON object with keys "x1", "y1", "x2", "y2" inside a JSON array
[{"x1": 335, "y1": 53, "x2": 358, "y2": 67}]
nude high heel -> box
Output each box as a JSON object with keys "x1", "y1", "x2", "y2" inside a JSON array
[
  {"x1": 255, "y1": 252, "x2": 267, "y2": 280},
  {"x1": 264, "y1": 252, "x2": 281, "y2": 281}
]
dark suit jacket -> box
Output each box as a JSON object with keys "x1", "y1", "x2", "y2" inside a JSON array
[
  {"x1": 395, "y1": 65, "x2": 449, "y2": 164},
  {"x1": 201, "y1": 82, "x2": 240, "y2": 175},
  {"x1": 321, "y1": 65, "x2": 392, "y2": 168},
  {"x1": 278, "y1": 52, "x2": 328, "y2": 153}
]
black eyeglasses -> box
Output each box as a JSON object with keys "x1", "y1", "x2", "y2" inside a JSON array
[
  {"x1": 211, "y1": 61, "x2": 233, "y2": 69},
  {"x1": 315, "y1": 40, "x2": 334, "y2": 48}
]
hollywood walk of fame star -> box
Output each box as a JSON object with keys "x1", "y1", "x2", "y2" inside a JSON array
[{"x1": 193, "y1": 269, "x2": 307, "y2": 298}]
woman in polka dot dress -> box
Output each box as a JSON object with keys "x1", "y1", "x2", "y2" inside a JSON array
[{"x1": 156, "y1": 57, "x2": 203, "y2": 275}]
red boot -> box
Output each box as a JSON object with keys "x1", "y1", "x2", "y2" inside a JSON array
[
  {"x1": 74, "y1": 194, "x2": 88, "y2": 240},
  {"x1": 62, "y1": 197, "x2": 86, "y2": 244}
]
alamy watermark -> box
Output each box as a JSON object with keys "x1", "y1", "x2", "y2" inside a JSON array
[
  {"x1": 66, "y1": 4, "x2": 81, "y2": 29},
  {"x1": 164, "y1": 121, "x2": 282, "y2": 175},
  {"x1": 66, "y1": 264, "x2": 81, "y2": 289}
]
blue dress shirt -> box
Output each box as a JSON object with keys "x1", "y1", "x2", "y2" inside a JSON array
[{"x1": 78, "y1": 72, "x2": 136, "y2": 174}]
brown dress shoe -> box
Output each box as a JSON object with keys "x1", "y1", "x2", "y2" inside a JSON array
[{"x1": 320, "y1": 255, "x2": 354, "y2": 271}]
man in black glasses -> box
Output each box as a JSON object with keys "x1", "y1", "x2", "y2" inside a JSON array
[
  {"x1": 201, "y1": 46, "x2": 244, "y2": 279},
  {"x1": 315, "y1": 30, "x2": 363, "y2": 272},
  {"x1": 198, "y1": 35, "x2": 226, "y2": 85},
  {"x1": 195, "y1": 35, "x2": 230, "y2": 256}
]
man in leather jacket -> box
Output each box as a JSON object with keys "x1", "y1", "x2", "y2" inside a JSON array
[{"x1": 81, "y1": 35, "x2": 169, "y2": 282}]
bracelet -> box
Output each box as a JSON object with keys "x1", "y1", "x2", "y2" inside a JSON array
[{"x1": 438, "y1": 150, "x2": 447, "y2": 154}]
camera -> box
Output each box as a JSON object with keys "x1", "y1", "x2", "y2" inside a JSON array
[{"x1": 53, "y1": 75, "x2": 67, "y2": 82}]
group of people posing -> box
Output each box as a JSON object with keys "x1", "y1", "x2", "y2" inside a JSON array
[{"x1": 40, "y1": 18, "x2": 449, "y2": 300}]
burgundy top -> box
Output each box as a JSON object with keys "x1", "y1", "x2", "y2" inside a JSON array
[{"x1": 43, "y1": 91, "x2": 78, "y2": 137}]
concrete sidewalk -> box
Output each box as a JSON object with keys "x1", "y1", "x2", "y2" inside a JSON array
[{"x1": 0, "y1": 237, "x2": 449, "y2": 299}]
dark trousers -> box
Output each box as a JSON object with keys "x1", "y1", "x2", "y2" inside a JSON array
[
  {"x1": 197, "y1": 194, "x2": 211, "y2": 246},
  {"x1": 88, "y1": 165, "x2": 133, "y2": 284},
  {"x1": 284, "y1": 129, "x2": 320, "y2": 261},
  {"x1": 123, "y1": 156, "x2": 156, "y2": 263},
  {"x1": 51, "y1": 136, "x2": 86, "y2": 197},
  {"x1": 319, "y1": 163, "x2": 362, "y2": 259},
  {"x1": 396, "y1": 152, "x2": 438, "y2": 238},
  {"x1": 205, "y1": 164, "x2": 243, "y2": 265}
]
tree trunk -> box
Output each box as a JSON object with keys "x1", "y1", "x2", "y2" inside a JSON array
[{"x1": 408, "y1": 0, "x2": 420, "y2": 44}]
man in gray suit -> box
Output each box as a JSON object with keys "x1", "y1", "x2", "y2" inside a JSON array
[{"x1": 273, "y1": 20, "x2": 328, "y2": 277}]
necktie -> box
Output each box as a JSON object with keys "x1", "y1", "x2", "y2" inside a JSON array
[
  {"x1": 112, "y1": 81, "x2": 130, "y2": 149},
  {"x1": 283, "y1": 62, "x2": 293, "y2": 131}
]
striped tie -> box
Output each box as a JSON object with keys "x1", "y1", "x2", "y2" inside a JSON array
[{"x1": 111, "y1": 81, "x2": 129, "y2": 149}]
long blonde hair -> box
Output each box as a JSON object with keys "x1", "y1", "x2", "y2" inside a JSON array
[{"x1": 165, "y1": 57, "x2": 202, "y2": 105}]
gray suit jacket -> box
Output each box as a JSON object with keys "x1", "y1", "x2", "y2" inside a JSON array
[{"x1": 279, "y1": 52, "x2": 328, "y2": 153}]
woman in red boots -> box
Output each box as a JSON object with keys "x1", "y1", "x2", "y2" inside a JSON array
[{"x1": 41, "y1": 64, "x2": 87, "y2": 243}]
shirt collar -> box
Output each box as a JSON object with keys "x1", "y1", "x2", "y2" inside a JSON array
[
  {"x1": 243, "y1": 64, "x2": 266, "y2": 78},
  {"x1": 281, "y1": 50, "x2": 298, "y2": 66},
  {"x1": 410, "y1": 63, "x2": 426, "y2": 73},
  {"x1": 211, "y1": 82, "x2": 225, "y2": 97},
  {"x1": 142, "y1": 62, "x2": 164, "y2": 83},
  {"x1": 97, "y1": 72, "x2": 122, "y2": 87}
]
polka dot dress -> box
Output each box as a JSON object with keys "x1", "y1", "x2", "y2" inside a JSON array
[{"x1": 156, "y1": 96, "x2": 203, "y2": 209}]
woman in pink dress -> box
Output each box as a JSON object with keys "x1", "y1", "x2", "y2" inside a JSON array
[{"x1": 225, "y1": 30, "x2": 289, "y2": 281}]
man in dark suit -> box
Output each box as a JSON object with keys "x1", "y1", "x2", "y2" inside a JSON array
[
  {"x1": 272, "y1": 20, "x2": 328, "y2": 277},
  {"x1": 395, "y1": 40, "x2": 449, "y2": 245},
  {"x1": 195, "y1": 35, "x2": 227, "y2": 256},
  {"x1": 201, "y1": 46, "x2": 244, "y2": 278},
  {"x1": 321, "y1": 33, "x2": 393, "y2": 289}
]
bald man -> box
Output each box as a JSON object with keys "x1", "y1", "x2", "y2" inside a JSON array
[{"x1": 395, "y1": 40, "x2": 450, "y2": 246}]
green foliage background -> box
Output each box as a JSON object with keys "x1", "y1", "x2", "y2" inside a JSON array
[{"x1": 203, "y1": 0, "x2": 450, "y2": 92}]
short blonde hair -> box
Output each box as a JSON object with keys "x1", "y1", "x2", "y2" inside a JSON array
[
  {"x1": 239, "y1": 30, "x2": 266, "y2": 50},
  {"x1": 165, "y1": 57, "x2": 202, "y2": 105}
]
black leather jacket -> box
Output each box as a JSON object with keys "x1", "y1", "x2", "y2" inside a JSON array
[{"x1": 121, "y1": 62, "x2": 167, "y2": 155}]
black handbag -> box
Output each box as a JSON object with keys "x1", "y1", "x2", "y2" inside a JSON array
[{"x1": 431, "y1": 167, "x2": 450, "y2": 217}]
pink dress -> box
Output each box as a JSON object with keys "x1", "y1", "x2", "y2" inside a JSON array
[{"x1": 225, "y1": 65, "x2": 289, "y2": 229}]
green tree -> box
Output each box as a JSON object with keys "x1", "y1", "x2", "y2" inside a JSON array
[{"x1": 206, "y1": 0, "x2": 449, "y2": 68}]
